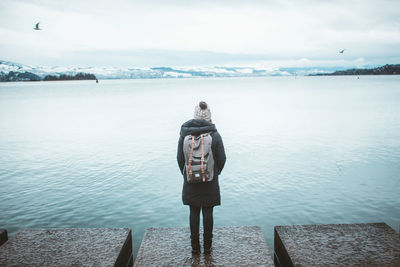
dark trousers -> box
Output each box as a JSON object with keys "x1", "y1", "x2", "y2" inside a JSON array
[{"x1": 189, "y1": 205, "x2": 214, "y2": 240}]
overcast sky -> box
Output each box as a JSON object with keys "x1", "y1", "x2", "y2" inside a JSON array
[{"x1": 1, "y1": 0, "x2": 399, "y2": 68}]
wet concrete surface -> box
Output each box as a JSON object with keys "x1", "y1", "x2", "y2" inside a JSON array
[
  {"x1": 274, "y1": 223, "x2": 400, "y2": 267},
  {"x1": 134, "y1": 226, "x2": 274, "y2": 266},
  {"x1": 0, "y1": 228, "x2": 133, "y2": 267},
  {"x1": 0, "y1": 229, "x2": 8, "y2": 247}
]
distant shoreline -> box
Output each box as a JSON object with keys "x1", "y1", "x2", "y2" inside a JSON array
[
  {"x1": 309, "y1": 64, "x2": 400, "y2": 76},
  {"x1": 1, "y1": 61, "x2": 400, "y2": 82},
  {"x1": 0, "y1": 71, "x2": 97, "y2": 82}
]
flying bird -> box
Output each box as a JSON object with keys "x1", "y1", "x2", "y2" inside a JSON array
[
  {"x1": 34, "y1": 22, "x2": 41, "y2": 30},
  {"x1": 339, "y1": 49, "x2": 345, "y2": 54}
]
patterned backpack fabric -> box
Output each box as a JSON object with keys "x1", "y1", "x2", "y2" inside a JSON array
[{"x1": 183, "y1": 133, "x2": 214, "y2": 183}]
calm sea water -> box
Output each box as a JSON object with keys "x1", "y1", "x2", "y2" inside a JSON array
[{"x1": 1, "y1": 76, "x2": 399, "y2": 256}]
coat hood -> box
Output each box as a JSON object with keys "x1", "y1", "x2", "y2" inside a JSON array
[{"x1": 180, "y1": 119, "x2": 216, "y2": 136}]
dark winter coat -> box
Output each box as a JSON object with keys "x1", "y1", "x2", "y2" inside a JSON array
[{"x1": 177, "y1": 119, "x2": 226, "y2": 207}]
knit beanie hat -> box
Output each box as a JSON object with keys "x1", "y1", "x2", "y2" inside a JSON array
[{"x1": 194, "y1": 101, "x2": 212, "y2": 122}]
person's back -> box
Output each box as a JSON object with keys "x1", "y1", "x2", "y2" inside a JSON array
[{"x1": 177, "y1": 101, "x2": 226, "y2": 254}]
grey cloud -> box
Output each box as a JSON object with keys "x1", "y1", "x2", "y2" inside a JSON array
[{"x1": 1, "y1": 0, "x2": 399, "y2": 67}]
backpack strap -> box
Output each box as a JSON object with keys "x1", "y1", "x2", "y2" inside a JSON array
[
  {"x1": 201, "y1": 134, "x2": 206, "y2": 182},
  {"x1": 188, "y1": 135, "x2": 195, "y2": 182}
]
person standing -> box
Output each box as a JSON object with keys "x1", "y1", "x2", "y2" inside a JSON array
[{"x1": 177, "y1": 101, "x2": 226, "y2": 254}]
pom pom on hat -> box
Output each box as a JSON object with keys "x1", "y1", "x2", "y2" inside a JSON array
[{"x1": 194, "y1": 101, "x2": 212, "y2": 122}]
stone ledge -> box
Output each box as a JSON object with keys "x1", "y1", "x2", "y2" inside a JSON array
[
  {"x1": 274, "y1": 222, "x2": 400, "y2": 267},
  {"x1": 0, "y1": 229, "x2": 8, "y2": 247},
  {"x1": 0, "y1": 228, "x2": 133, "y2": 267},
  {"x1": 134, "y1": 226, "x2": 274, "y2": 266}
]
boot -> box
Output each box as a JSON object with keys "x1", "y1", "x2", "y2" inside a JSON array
[
  {"x1": 203, "y1": 234, "x2": 213, "y2": 254},
  {"x1": 191, "y1": 236, "x2": 200, "y2": 254}
]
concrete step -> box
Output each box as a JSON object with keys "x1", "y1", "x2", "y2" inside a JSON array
[
  {"x1": 134, "y1": 226, "x2": 274, "y2": 266},
  {"x1": 0, "y1": 228, "x2": 133, "y2": 267},
  {"x1": 274, "y1": 222, "x2": 400, "y2": 266}
]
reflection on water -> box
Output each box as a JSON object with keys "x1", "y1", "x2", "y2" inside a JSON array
[{"x1": 0, "y1": 76, "x2": 399, "y2": 257}]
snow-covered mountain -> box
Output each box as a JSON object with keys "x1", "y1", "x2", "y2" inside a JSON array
[{"x1": 0, "y1": 60, "x2": 333, "y2": 80}]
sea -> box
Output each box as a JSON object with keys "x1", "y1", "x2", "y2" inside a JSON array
[{"x1": 0, "y1": 76, "x2": 399, "y2": 257}]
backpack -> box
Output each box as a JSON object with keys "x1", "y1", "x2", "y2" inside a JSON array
[{"x1": 183, "y1": 133, "x2": 214, "y2": 183}]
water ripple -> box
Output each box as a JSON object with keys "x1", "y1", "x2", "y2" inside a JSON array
[{"x1": 1, "y1": 77, "x2": 400, "y2": 257}]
